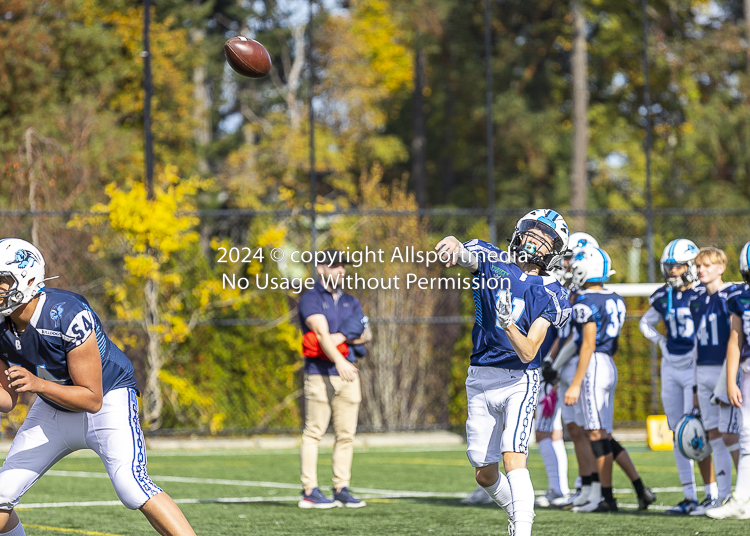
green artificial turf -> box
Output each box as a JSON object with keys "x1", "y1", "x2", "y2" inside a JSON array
[{"x1": 8, "y1": 444, "x2": 748, "y2": 535}]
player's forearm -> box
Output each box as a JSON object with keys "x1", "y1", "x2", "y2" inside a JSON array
[
  {"x1": 726, "y1": 322, "x2": 742, "y2": 394},
  {"x1": 0, "y1": 388, "x2": 16, "y2": 413},
  {"x1": 552, "y1": 336, "x2": 576, "y2": 372},
  {"x1": 35, "y1": 382, "x2": 103, "y2": 413},
  {"x1": 638, "y1": 308, "x2": 665, "y2": 344},
  {"x1": 504, "y1": 325, "x2": 539, "y2": 364}
]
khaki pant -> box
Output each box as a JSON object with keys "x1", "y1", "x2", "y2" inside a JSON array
[{"x1": 300, "y1": 373, "x2": 361, "y2": 491}]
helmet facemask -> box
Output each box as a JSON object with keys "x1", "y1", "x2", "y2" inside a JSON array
[
  {"x1": 509, "y1": 220, "x2": 565, "y2": 270},
  {"x1": 661, "y1": 261, "x2": 698, "y2": 289},
  {"x1": 0, "y1": 272, "x2": 26, "y2": 316}
]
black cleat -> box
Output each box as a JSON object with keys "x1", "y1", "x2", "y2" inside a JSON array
[
  {"x1": 638, "y1": 486, "x2": 656, "y2": 510},
  {"x1": 593, "y1": 499, "x2": 618, "y2": 513}
]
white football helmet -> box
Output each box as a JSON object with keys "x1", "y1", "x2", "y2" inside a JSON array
[
  {"x1": 569, "y1": 245, "x2": 615, "y2": 289},
  {"x1": 567, "y1": 232, "x2": 599, "y2": 252},
  {"x1": 0, "y1": 238, "x2": 47, "y2": 316},
  {"x1": 660, "y1": 239, "x2": 699, "y2": 288},
  {"x1": 553, "y1": 232, "x2": 600, "y2": 287},
  {"x1": 676, "y1": 413, "x2": 711, "y2": 462},
  {"x1": 740, "y1": 241, "x2": 750, "y2": 285},
  {"x1": 508, "y1": 209, "x2": 569, "y2": 270}
]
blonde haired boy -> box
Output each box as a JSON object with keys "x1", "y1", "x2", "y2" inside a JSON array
[{"x1": 689, "y1": 247, "x2": 743, "y2": 515}]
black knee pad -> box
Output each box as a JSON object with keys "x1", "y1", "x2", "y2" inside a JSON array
[
  {"x1": 609, "y1": 437, "x2": 624, "y2": 458},
  {"x1": 591, "y1": 438, "x2": 613, "y2": 458}
]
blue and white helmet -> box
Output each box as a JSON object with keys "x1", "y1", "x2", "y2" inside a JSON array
[
  {"x1": 509, "y1": 209, "x2": 569, "y2": 270},
  {"x1": 676, "y1": 413, "x2": 711, "y2": 462},
  {"x1": 569, "y1": 245, "x2": 615, "y2": 289},
  {"x1": 567, "y1": 232, "x2": 599, "y2": 254},
  {"x1": 660, "y1": 239, "x2": 699, "y2": 288},
  {"x1": 0, "y1": 238, "x2": 47, "y2": 316},
  {"x1": 551, "y1": 232, "x2": 600, "y2": 286},
  {"x1": 740, "y1": 241, "x2": 750, "y2": 285}
]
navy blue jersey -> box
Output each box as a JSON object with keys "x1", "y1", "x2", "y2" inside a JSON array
[
  {"x1": 690, "y1": 283, "x2": 742, "y2": 366},
  {"x1": 0, "y1": 288, "x2": 139, "y2": 411},
  {"x1": 727, "y1": 285, "x2": 750, "y2": 362},
  {"x1": 649, "y1": 284, "x2": 702, "y2": 356},
  {"x1": 464, "y1": 239, "x2": 571, "y2": 370},
  {"x1": 572, "y1": 289, "x2": 626, "y2": 357}
]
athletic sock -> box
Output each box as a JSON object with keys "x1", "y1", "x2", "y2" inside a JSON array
[
  {"x1": 551, "y1": 439, "x2": 570, "y2": 495},
  {"x1": 482, "y1": 472, "x2": 513, "y2": 517},
  {"x1": 589, "y1": 472, "x2": 601, "y2": 501},
  {"x1": 674, "y1": 448, "x2": 697, "y2": 500},
  {"x1": 735, "y1": 453, "x2": 750, "y2": 500},
  {"x1": 632, "y1": 478, "x2": 645, "y2": 499},
  {"x1": 706, "y1": 482, "x2": 719, "y2": 500},
  {"x1": 574, "y1": 474, "x2": 582, "y2": 490},
  {"x1": 0, "y1": 522, "x2": 26, "y2": 536},
  {"x1": 709, "y1": 437, "x2": 733, "y2": 500},
  {"x1": 507, "y1": 468, "x2": 535, "y2": 536},
  {"x1": 602, "y1": 486, "x2": 614, "y2": 504},
  {"x1": 538, "y1": 438, "x2": 560, "y2": 495},
  {"x1": 683, "y1": 483, "x2": 698, "y2": 502},
  {"x1": 575, "y1": 475, "x2": 592, "y2": 505},
  {"x1": 588, "y1": 481, "x2": 602, "y2": 503}
]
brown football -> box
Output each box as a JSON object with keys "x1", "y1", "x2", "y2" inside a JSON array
[{"x1": 224, "y1": 36, "x2": 272, "y2": 78}]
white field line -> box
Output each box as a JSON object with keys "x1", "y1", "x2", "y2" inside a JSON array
[
  {"x1": 16, "y1": 496, "x2": 684, "y2": 511},
  {"x1": 42, "y1": 470, "x2": 684, "y2": 500}
]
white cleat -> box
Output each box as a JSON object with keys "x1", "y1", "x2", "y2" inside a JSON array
[
  {"x1": 460, "y1": 484, "x2": 494, "y2": 505},
  {"x1": 706, "y1": 496, "x2": 750, "y2": 520},
  {"x1": 535, "y1": 489, "x2": 563, "y2": 507},
  {"x1": 551, "y1": 492, "x2": 576, "y2": 508},
  {"x1": 507, "y1": 518, "x2": 515, "y2": 536},
  {"x1": 572, "y1": 500, "x2": 599, "y2": 513}
]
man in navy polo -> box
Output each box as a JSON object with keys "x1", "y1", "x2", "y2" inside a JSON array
[{"x1": 297, "y1": 249, "x2": 372, "y2": 508}]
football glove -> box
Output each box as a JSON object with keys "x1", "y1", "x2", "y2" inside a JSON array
[
  {"x1": 496, "y1": 290, "x2": 514, "y2": 330},
  {"x1": 541, "y1": 359, "x2": 558, "y2": 385}
]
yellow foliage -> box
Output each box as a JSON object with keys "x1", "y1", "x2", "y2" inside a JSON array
[
  {"x1": 256, "y1": 226, "x2": 287, "y2": 248},
  {"x1": 160, "y1": 370, "x2": 222, "y2": 432}
]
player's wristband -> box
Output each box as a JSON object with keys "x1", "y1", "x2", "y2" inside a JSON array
[{"x1": 692, "y1": 385, "x2": 698, "y2": 394}]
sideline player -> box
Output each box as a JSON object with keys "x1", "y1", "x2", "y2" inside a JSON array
[
  {"x1": 547, "y1": 235, "x2": 597, "y2": 508},
  {"x1": 707, "y1": 240, "x2": 750, "y2": 519},
  {"x1": 689, "y1": 247, "x2": 739, "y2": 515},
  {"x1": 564, "y1": 246, "x2": 651, "y2": 512},
  {"x1": 0, "y1": 238, "x2": 196, "y2": 536},
  {"x1": 534, "y1": 326, "x2": 570, "y2": 507},
  {"x1": 435, "y1": 208, "x2": 571, "y2": 536},
  {"x1": 639, "y1": 239, "x2": 716, "y2": 514}
]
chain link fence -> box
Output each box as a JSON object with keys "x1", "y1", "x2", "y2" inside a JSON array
[{"x1": 1, "y1": 208, "x2": 749, "y2": 436}]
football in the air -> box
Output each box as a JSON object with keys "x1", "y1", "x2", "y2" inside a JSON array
[{"x1": 224, "y1": 36, "x2": 272, "y2": 78}]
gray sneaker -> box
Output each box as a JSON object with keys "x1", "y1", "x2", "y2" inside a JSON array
[
  {"x1": 535, "y1": 489, "x2": 563, "y2": 507},
  {"x1": 690, "y1": 496, "x2": 719, "y2": 516}
]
